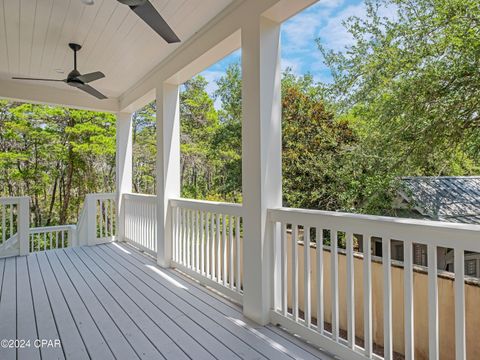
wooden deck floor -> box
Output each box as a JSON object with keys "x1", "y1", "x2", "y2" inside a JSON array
[{"x1": 0, "y1": 242, "x2": 333, "y2": 360}]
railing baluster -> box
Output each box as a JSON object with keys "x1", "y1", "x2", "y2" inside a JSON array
[
  {"x1": 454, "y1": 247, "x2": 466, "y2": 360},
  {"x1": 222, "y1": 214, "x2": 227, "y2": 287},
  {"x1": 110, "y1": 199, "x2": 114, "y2": 236},
  {"x1": 346, "y1": 232, "x2": 355, "y2": 349},
  {"x1": 383, "y1": 237, "x2": 393, "y2": 360},
  {"x1": 176, "y1": 206, "x2": 180, "y2": 262},
  {"x1": 280, "y1": 222, "x2": 287, "y2": 316},
  {"x1": 206, "y1": 212, "x2": 210, "y2": 278},
  {"x1": 182, "y1": 208, "x2": 187, "y2": 265},
  {"x1": 99, "y1": 199, "x2": 103, "y2": 239},
  {"x1": 331, "y1": 230, "x2": 339, "y2": 341},
  {"x1": 428, "y1": 244, "x2": 439, "y2": 360},
  {"x1": 172, "y1": 206, "x2": 176, "y2": 262},
  {"x1": 9, "y1": 204, "x2": 13, "y2": 238},
  {"x1": 107, "y1": 199, "x2": 111, "y2": 237},
  {"x1": 404, "y1": 240, "x2": 414, "y2": 360},
  {"x1": 216, "y1": 213, "x2": 221, "y2": 283},
  {"x1": 304, "y1": 226, "x2": 311, "y2": 327},
  {"x1": 188, "y1": 210, "x2": 192, "y2": 268},
  {"x1": 292, "y1": 223, "x2": 299, "y2": 321},
  {"x1": 8, "y1": 204, "x2": 14, "y2": 237},
  {"x1": 316, "y1": 227, "x2": 324, "y2": 334},
  {"x1": 195, "y1": 210, "x2": 199, "y2": 272},
  {"x1": 364, "y1": 234, "x2": 373, "y2": 357},
  {"x1": 229, "y1": 215, "x2": 234, "y2": 289},
  {"x1": 236, "y1": 216, "x2": 241, "y2": 293},
  {"x1": 2, "y1": 204, "x2": 5, "y2": 244},
  {"x1": 212, "y1": 212, "x2": 216, "y2": 280},
  {"x1": 201, "y1": 211, "x2": 205, "y2": 275}
]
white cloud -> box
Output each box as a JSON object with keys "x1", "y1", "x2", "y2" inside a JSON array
[
  {"x1": 279, "y1": 0, "x2": 398, "y2": 82},
  {"x1": 319, "y1": 0, "x2": 345, "y2": 8},
  {"x1": 318, "y1": 2, "x2": 366, "y2": 51}
]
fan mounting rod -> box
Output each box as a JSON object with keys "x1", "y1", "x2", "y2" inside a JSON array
[{"x1": 68, "y1": 43, "x2": 82, "y2": 70}]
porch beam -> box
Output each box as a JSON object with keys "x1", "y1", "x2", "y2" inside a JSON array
[
  {"x1": 241, "y1": 16, "x2": 282, "y2": 324},
  {"x1": 116, "y1": 112, "x2": 133, "y2": 242},
  {"x1": 156, "y1": 83, "x2": 181, "y2": 267},
  {"x1": 118, "y1": 0, "x2": 316, "y2": 112}
]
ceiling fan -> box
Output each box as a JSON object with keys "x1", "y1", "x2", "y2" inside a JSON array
[
  {"x1": 81, "y1": 0, "x2": 180, "y2": 43},
  {"x1": 12, "y1": 43, "x2": 107, "y2": 100}
]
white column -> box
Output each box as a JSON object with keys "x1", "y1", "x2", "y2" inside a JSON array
[
  {"x1": 116, "y1": 112, "x2": 133, "y2": 242},
  {"x1": 241, "y1": 16, "x2": 282, "y2": 324},
  {"x1": 156, "y1": 83, "x2": 181, "y2": 267}
]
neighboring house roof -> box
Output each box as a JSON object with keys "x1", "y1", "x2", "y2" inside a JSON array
[{"x1": 398, "y1": 176, "x2": 480, "y2": 224}]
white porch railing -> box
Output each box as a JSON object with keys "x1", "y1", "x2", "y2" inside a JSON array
[
  {"x1": 0, "y1": 196, "x2": 29, "y2": 258},
  {"x1": 2, "y1": 192, "x2": 480, "y2": 358},
  {"x1": 170, "y1": 198, "x2": 244, "y2": 303},
  {"x1": 29, "y1": 224, "x2": 77, "y2": 252},
  {"x1": 78, "y1": 193, "x2": 117, "y2": 246},
  {"x1": 124, "y1": 193, "x2": 157, "y2": 255},
  {"x1": 268, "y1": 207, "x2": 480, "y2": 360}
]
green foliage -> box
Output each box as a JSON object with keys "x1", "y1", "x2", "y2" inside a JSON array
[
  {"x1": 132, "y1": 102, "x2": 157, "y2": 194},
  {"x1": 282, "y1": 72, "x2": 357, "y2": 210},
  {"x1": 4, "y1": 0, "x2": 479, "y2": 225},
  {"x1": 0, "y1": 100, "x2": 116, "y2": 226},
  {"x1": 317, "y1": 0, "x2": 480, "y2": 214}
]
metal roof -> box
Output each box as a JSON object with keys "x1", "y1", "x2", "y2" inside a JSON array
[{"x1": 399, "y1": 176, "x2": 480, "y2": 224}]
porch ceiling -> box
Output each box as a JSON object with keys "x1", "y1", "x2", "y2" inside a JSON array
[
  {"x1": 0, "y1": 0, "x2": 234, "y2": 111},
  {"x1": 0, "y1": 0, "x2": 317, "y2": 113}
]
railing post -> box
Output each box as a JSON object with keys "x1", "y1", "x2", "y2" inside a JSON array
[
  {"x1": 156, "y1": 83, "x2": 180, "y2": 267},
  {"x1": 86, "y1": 194, "x2": 97, "y2": 245},
  {"x1": 241, "y1": 16, "x2": 282, "y2": 324},
  {"x1": 116, "y1": 112, "x2": 133, "y2": 242},
  {"x1": 17, "y1": 196, "x2": 30, "y2": 256},
  {"x1": 70, "y1": 225, "x2": 78, "y2": 247}
]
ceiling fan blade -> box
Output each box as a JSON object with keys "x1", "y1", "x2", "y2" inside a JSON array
[
  {"x1": 77, "y1": 83, "x2": 108, "y2": 100},
  {"x1": 12, "y1": 77, "x2": 65, "y2": 82},
  {"x1": 130, "y1": 0, "x2": 180, "y2": 43},
  {"x1": 76, "y1": 71, "x2": 105, "y2": 83}
]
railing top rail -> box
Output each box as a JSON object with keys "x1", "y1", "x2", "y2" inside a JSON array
[
  {"x1": 124, "y1": 193, "x2": 157, "y2": 201},
  {"x1": 30, "y1": 225, "x2": 77, "y2": 233},
  {"x1": 170, "y1": 198, "x2": 243, "y2": 216},
  {"x1": 86, "y1": 192, "x2": 116, "y2": 200},
  {"x1": 269, "y1": 207, "x2": 480, "y2": 252},
  {"x1": 0, "y1": 196, "x2": 30, "y2": 204}
]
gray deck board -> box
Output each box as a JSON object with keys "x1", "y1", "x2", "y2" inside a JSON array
[
  {"x1": 62, "y1": 248, "x2": 162, "y2": 360},
  {"x1": 16, "y1": 256, "x2": 41, "y2": 360},
  {"x1": 27, "y1": 254, "x2": 65, "y2": 360},
  {"x1": 53, "y1": 250, "x2": 140, "y2": 360},
  {"x1": 83, "y1": 246, "x2": 237, "y2": 360},
  {"x1": 0, "y1": 257, "x2": 17, "y2": 360},
  {"x1": 102, "y1": 243, "x2": 333, "y2": 360},
  {"x1": 0, "y1": 243, "x2": 332, "y2": 360}
]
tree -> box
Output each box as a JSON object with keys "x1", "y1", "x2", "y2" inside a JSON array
[
  {"x1": 212, "y1": 63, "x2": 243, "y2": 201},
  {"x1": 282, "y1": 71, "x2": 357, "y2": 210},
  {"x1": 180, "y1": 76, "x2": 219, "y2": 199},
  {"x1": 318, "y1": 0, "x2": 480, "y2": 213},
  {"x1": 132, "y1": 102, "x2": 157, "y2": 194},
  {"x1": 0, "y1": 100, "x2": 116, "y2": 226}
]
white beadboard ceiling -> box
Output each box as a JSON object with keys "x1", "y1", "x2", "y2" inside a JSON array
[{"x1": 0, "y1": 0, "x2": 234, "y2": 99}]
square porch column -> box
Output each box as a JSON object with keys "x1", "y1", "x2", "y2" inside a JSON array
[
  {"x1": 116, "y1": 112, "x2": 133, "y2": 242},
  {"x1": 241, "y1": 16, "x2": 282, "y2": 324},
  {"x1": 156, "y1": 83, "x2": 181, "y2": 267}
]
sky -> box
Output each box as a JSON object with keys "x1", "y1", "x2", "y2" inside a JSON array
[{"x1": 199, "y1": 0, "x2": 379, "y2": 103}]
